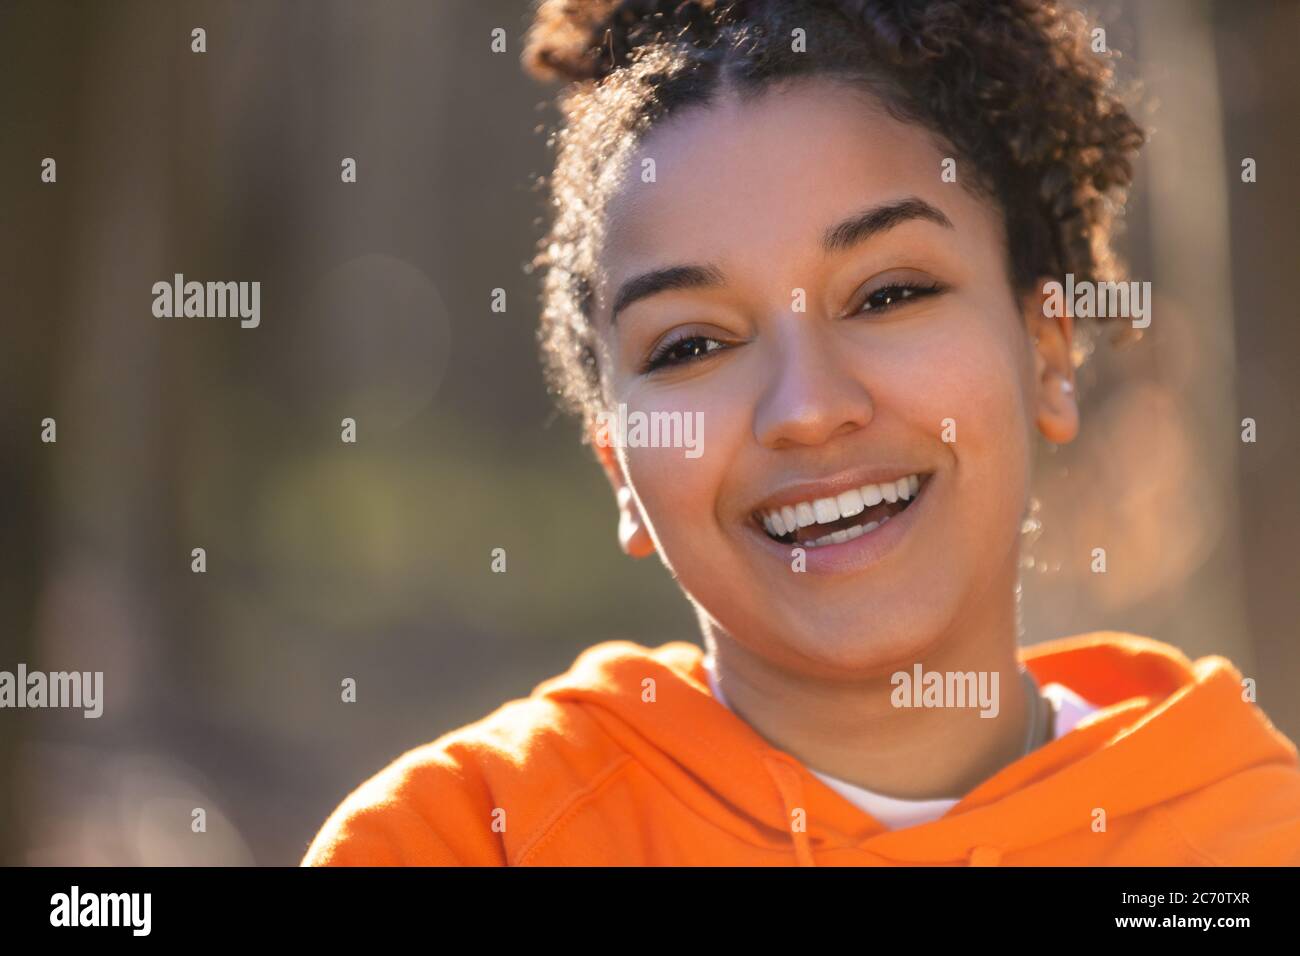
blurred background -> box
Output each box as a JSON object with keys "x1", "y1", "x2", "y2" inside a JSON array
[{"x1": 1, "y1": 0, "x2": 1296, "y2": 865}]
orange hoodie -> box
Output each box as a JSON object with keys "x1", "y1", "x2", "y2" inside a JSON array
[{"x1": 301, "y1": 632, "x2": 1300, "y2": 866}]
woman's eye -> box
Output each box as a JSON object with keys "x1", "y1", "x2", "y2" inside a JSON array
[
  {"x1": 855, "y1": 281, "x2": 942, "y2": 315},
  {"x1": 643, "y1": 334, "x2": 727, "y2": 372}
]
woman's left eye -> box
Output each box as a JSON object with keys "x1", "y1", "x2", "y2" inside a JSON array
[{"x1": 854, "y1": 281, "x2": 943, "y2": 315}]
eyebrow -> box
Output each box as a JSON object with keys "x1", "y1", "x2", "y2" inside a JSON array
[
  {"x1": 821, "y1": 196, "x2": 953, "y2": 254},
  {"x1": 609, "y1": 264, "x2": 726, "y2": 326},
  {"x1": 608, "y1": 196, "x2": 953, "y2": 324}
]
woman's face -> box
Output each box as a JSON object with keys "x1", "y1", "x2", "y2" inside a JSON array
[{"x1": 592, "y1": 79, "x2": 1077, "y2": 675}]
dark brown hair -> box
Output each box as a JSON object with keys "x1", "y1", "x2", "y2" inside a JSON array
[{"x1": 522, "y1": 0, "x2": 1144, "y2": 429}]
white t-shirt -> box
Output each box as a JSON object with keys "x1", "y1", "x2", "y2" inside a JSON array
[{"x1": 703, "y1": 657, "x2": 1099, "y2": 830}]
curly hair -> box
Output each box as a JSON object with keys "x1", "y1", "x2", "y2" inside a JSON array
[{"x1": 521, "y1": 0, "x2": 1145, "y2": 430}]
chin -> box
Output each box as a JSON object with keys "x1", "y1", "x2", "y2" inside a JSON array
[
  {"x1": 710, "y1": 585, "x2": 960, "y2": 678},
  {"x1": 815, "y1": 609, "x2": 953, "y2": 674}
]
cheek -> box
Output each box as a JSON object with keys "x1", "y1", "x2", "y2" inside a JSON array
[
  {"x1": 614, "y1": 376, "x2": 750, "y2": 553},
  {"x1": 882, "y1": 314, "x2": 1034, "y2": 530},
  {"x1": 955, "y1": 350, "x2": 1033, "y2": 551}
]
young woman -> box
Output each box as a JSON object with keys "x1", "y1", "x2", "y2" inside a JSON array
[{"x1": 303, "y1": 0, "x2": 1300, "y2": 865}]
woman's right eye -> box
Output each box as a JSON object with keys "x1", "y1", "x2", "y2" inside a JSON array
[{"x1": 643, "y1": 334, "x2": 727, "y2": 373}]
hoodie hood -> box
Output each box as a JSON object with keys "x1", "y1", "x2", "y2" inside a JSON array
[{"x1": 532, "y1": 632, "x2": 1299, "y2": 866}]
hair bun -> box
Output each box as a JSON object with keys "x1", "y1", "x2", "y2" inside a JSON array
[{"x1": 522, "y1": 0, "x2": 731, "y2": 84}]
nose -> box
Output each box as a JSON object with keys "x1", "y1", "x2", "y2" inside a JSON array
[{"x1": 753, "y1": 322, "x2": 874, "y2": 449}]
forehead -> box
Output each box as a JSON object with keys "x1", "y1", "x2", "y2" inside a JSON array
[{"x1": 597, "y1": 79, "x2": 992, "y2": 308}]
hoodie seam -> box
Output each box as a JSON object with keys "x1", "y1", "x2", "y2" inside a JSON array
[
  {"x1": 515, "y1": 747, "x2": 819, "y2": 862},
  {"x1": 1150, "y1": 805, "x2": 1228, "y2": 866},
  {"x1": 575, "y1": 695, "x2": 821, "y2": 855},
  {"x1": 512, "y1": 754, "x2": 635, "y2": 865}
]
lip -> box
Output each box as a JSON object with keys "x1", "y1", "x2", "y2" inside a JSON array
[{"x1": 745, "y1": 470, "x2": 934, "y2": 576}]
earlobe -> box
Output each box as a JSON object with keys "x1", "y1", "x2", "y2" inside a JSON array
[
  {"x1": 591, "y1": 421, "x2": 657, "y2": 559},
  {"x1": 1036, "y1": 374, "x2": 1079, "y2": 445},
  {"x1": 615, "y1": 486, "x2": 657, "y2": 559},
  {"x1": 1024, "y1": 279, "x2": 1079, "y2": 446}
]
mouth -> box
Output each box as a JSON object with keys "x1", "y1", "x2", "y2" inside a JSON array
[{"x1": 751, "y1": 472, "x2": 932, "y2": 549}]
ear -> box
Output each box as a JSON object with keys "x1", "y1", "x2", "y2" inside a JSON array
[
  {"x1": 590, "y1": 419, "x2": 657, "y2": 559},
  {"x1": 1023, "y1": 278, "x2": 1079, "y2": 445}
]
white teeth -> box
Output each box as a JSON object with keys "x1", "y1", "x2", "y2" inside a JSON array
[
  {"x1": 760, "y1": 473, "x2": 925, "y2": 542},
  {"x1": 836, "y1": 488, "x2": 864, "y2": 518},
  {"x1": 780, "y1": 505, "x2": 798, "y2": 533},
  {"x1": 813, "y1": 497, "x2": 839, "y2": 524}
]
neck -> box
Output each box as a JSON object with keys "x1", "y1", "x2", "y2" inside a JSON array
[{"x1": 702, "y1": 581, "x2": 1034, "y2": 800}]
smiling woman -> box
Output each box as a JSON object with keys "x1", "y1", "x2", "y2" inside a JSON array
[
  {"x1": 301, "y1": 0, "x2": 1300, "y2": 868},
  {"x1": 582, "y1": 72, "x2": 1081, "y2": 684}
]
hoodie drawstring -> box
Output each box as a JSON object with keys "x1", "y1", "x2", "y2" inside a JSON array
[
  {"x1": 967, "y1": 845, "x2": 1003, "y2": 866},
  {"x1": 763, "y1": 756, "x2": 1008, "y2": 867},
  {"x1": 763, "y1": 757, "x2": 818, "y2": 866}
]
